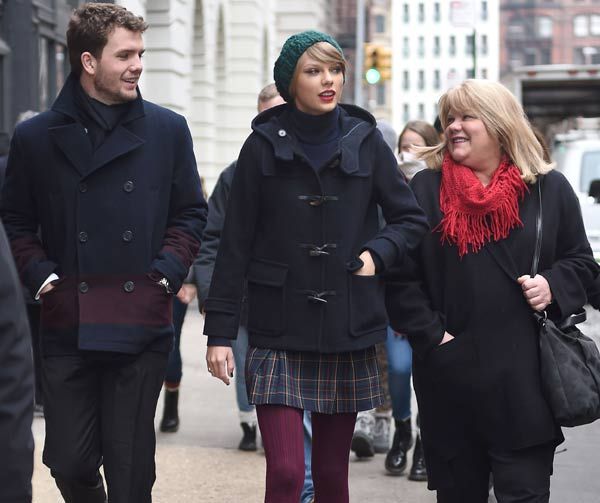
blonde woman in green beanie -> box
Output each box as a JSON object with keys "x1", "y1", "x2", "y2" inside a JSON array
[{"x1": 203, "y1": 30, "x2": 428, "y2": 502}]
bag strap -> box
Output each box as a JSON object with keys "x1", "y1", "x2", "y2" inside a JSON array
[{"x1": 530, "y1": 178, "x2": 543, "y2": 278}]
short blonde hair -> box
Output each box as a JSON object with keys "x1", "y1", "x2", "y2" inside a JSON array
[
  {"x1": 420, "y1": 79, "x2": 552, "y2": 183},
  {"x1": 288, "y1": 42, "x2": 346, "y2": 100}
]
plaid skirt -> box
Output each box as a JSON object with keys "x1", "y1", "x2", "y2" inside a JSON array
[{"x1": 245, "y1": 345, "x2": 383, "y2": 414}]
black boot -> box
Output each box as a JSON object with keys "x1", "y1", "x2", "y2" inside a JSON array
[
  {"x1": 160, "y1": 388, "x2": 180, "y2": 433},
  {"x1": 385, "y1": 418, "x2": 413, "y2": 475},
  {"x1": 238, "y1": 422, "x2": 257, "y2": 451},
  {"x1": 55, "y1": 476, "x2": 107, "y2": 503},
  {"x1": 408, "y1": 434, "x2": 428, "y2": 481}
]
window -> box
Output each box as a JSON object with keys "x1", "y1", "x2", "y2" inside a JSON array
[
  {"x1": 540, "y1": 48, "x2": 551, "y2": 65},
  {"x1": 418, "y1": 70, "x2": 425, "y2": 90},
  {"x1": 433, "y1": 69, "x2": 441, "y2": 90},
  {"x1": 375, "y1": 15, "x2": 386, "y2": 33},
  {"x1": 403, "y1": 36, "x2": 410, "y2": 57},
  {"x1": 403, "y1": 3, "x2": 409, "y2": 23},
  {"x1": 574, "y1": 15, "x2": 588, "y2": 37},
  {"x1": 418, "y1": 3, "x2": 425, "y2": 23},
  {"x1": 537, "y1": 17, "x2": 553, "y2": 38},
  {"x1": 481, "y1": 68, "x2": 488, "y2": 79},
  {"x1": 449, "y1": 35, "x2": 456, "y2": 56},
  {"x1": 376, "y1": 83, "x2": 386, "y2": 106},
  {"x1": 466, "y1": 34, "x2": 474, "y2": 56},
  {"x1": 434, "y1": 36, "x2": 440, "y2": 57},
  {"x1": 418, "y1": 103, "x2": 425, "y2": 120},
  {"x1": 580, "y1": 151, "x2": 600, "y2": 193},
  {"x1": 592, "y1": 15, "x2": 600, "y2": 35},
  {"x1": 403, "y1": 104, "x2": 410, "y2": 123},
  {"x1": 524, "y1": 49, "x2": 536, "y2": 66},
  {"x1": 418, "y1": 36, "x2": 425, "y2": 57},
  {"x1": 434, "y1": 2, "x2": 441, "y2": 22},
  {"x1": 466, "y1": 68, "x2": 475, "y2": 79},
  {"x1": 481, "y1": 34, "x2": 488, "y2": 55},
  {"x1": 403, "y1": 70, "x2": 410, "y2": 90},
  {"x1": 481, "y1": 1, "x2": 488, "y2": 21}
]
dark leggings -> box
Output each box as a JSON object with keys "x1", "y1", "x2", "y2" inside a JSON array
[{"x1": 256, "y1": 405, "x2": 357, "y2": 503}]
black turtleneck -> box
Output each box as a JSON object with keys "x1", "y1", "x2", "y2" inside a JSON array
[
  {"x1": 75, "y1": 82, "x2": 132, "y2": 151},
  {"x1": 288, "y1": 106, "x2": 341, "y2": 171}
]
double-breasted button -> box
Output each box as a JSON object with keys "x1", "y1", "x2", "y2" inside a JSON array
[
  {"x1": 123, "y1": 180, "x2": 135, "y2": 193},
  {"x1": 122, "y1": 230, "x2": 133, "y2": 242},
  {"x1": 123, "y1": 281, "x2": 135, "y2": 293},
  {"x1": 78, "y1": 182, "x2": 88, "y2": 193},
  {"x1": 78, "y1": 282, "x2": 89, "y2": 293},
  {"x1": 78, "y1": 231, "x2": 88, "y2": 243},
  {"x1": 278, "y1": 129, "x2": 287, "y2": 137}
]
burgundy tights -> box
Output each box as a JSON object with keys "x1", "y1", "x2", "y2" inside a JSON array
[{"x1": 256, "y1": 404, "x2": 357, "y2": 503}]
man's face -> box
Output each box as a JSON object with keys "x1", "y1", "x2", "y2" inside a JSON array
[{"x1": 91, "y1": 27, "x2": 144, "y2": 105}]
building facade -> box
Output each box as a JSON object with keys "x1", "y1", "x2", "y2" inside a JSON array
[
  {"x1": 1, "y1": 0, "x2": 332, "y2": 191},
  {"x1": 501, "y1": 0, "x2": 600, "y2": 78},
  {"x1": 391, "y1": 0, "x2": 500, "y2": 133}
]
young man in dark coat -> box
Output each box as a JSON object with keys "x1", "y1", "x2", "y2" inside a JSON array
[
  {"x1": 0, "y1": 219, "x2": 34, "y2": 503},
  {"x1": 0, "y1": 4, "x2": 207, "y2": 503}
]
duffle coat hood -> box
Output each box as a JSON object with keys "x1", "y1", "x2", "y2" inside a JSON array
[{"x1": 203, "y1": 103, "x2": 428, "y2": 353}]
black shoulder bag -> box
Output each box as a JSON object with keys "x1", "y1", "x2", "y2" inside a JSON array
[{"x1": 532, "y1": 178, "x2": 600, "y2": 427}]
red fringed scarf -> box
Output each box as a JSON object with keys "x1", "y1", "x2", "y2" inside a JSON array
[{"x1": 436, "y1": 153, "x2": 528, "y2": 257}]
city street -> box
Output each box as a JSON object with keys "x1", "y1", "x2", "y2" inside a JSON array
[{"x1": 31, "y1": 304, "x2": 600, "y2": 502}]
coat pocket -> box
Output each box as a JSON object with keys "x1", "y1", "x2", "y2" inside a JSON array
[
  {"x1": 246, "y1": 258, "x2": 288, "y2": 336},
  {"x1": 348, "y1": 273, "x2": 388, "y2": 337}
]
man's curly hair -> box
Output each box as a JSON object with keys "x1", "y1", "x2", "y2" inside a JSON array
[{"x1": 67, "y1": 3, "x2": 148, "y2": 76}]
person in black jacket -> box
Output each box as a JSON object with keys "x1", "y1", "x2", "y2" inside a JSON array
[
  {"x1": 203, "y1": 31, "x2": 428, "y2": 503},
  {"x1": 386, "y1": 79, "x2": 599, "y2": 503},
  {"x1": 0, "y1": 219, "x2": 34, "y2": 503}
]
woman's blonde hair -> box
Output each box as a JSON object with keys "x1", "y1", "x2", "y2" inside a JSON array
[
  {"x1": 420, "y1": 79, "x2": 553, "y2": 183},
  {"x1": 289, "y1": 42, "x2": 347, "y2": 99}
]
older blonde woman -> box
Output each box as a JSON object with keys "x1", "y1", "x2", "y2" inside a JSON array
[{"x1": 386, "y1": 79, "x2": 599, "y2": 503}]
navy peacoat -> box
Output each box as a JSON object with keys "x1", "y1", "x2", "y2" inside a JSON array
[
  {"x1": 0, "y1": 74, "x2": 207, "y2": 355},
  {"x1": 203, "y1": 104, "x2": 428, "y2": 353}
]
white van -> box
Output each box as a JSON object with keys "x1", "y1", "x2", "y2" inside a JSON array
[{"x1": 553, "y1": 135, "x2": 600, "y2": 262}]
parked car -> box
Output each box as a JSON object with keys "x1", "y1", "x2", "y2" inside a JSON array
[{"x1": 553, "y1": 134, "x2": 600, "y2": 262}]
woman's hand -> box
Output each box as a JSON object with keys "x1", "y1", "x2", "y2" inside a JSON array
[
  {"x1": 176, "y1": 284, "x2": 197, "y2": 304},
  {"x1": 517, "y1": 274, "x2": 552, "y2": 311},
  {"x1": 354, "y1": 250, "x2": 376, "y2": 276},
  {"x1": 206, "y1": 346, "x2": 235, "y2": 385},
  {"x1": 439, "y1": 332, "x2": 455, "y2": 345}
]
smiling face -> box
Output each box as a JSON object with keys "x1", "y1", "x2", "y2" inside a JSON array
[
  {"x1": 445, "y1": 109, "x2": 501, "y2": 180},
  {"x1": 291, "y1": 44, "x2": 344, "y2": 116},
  {"x1": 83, "y1": 27, "x2": 144, "y2": 105}
]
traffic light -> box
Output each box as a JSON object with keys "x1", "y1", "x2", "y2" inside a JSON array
[{"x1": 364, "y1": 43, "x2": 392, "y2": 85}]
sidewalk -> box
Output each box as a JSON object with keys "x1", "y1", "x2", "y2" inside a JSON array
[{"x1": 31, "y1": 305, "x2": 600, "y2": 502}]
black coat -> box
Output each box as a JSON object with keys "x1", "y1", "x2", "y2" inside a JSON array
[
  {"x1": 0, "y1": 74, "x2": 207, "y2": 355},
  {"x1": 0, "y1": 219, "x2": 33, "y2": 503},
  {"x1": 386, "y1": 169, "x2": 599, "y2": 489},
  {"x1": 203, "y1": 104, "x2": 428, "y2": 352}
]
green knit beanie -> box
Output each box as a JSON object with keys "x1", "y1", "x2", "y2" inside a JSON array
[{"x1": 274, "y1": 30, "x2": 344, "y2": 103}]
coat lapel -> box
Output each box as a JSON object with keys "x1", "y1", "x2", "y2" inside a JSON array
[
  {"x1": 89, "y1": 123, "x2": 146, "y2": 174},
  {"x1": 484, "y1": 238, "x2": 520, "y2": 284},
  {"x1": 48, "y1": 124, "x2": 93, "y2": 177}
]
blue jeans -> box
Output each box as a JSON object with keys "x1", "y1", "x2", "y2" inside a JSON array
[
  {"x1": 231, "y1": 325, "x2": 254, "y2": 413},
  {"x1": 385, "y1": 327, "x2": 412, "y2": 421},
  {"x1": 165, "y1": 297, "x2": 188, "y2": 384},
  {"x1": 301, "y1": 410, "x2": 314, "y2": 503}
]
